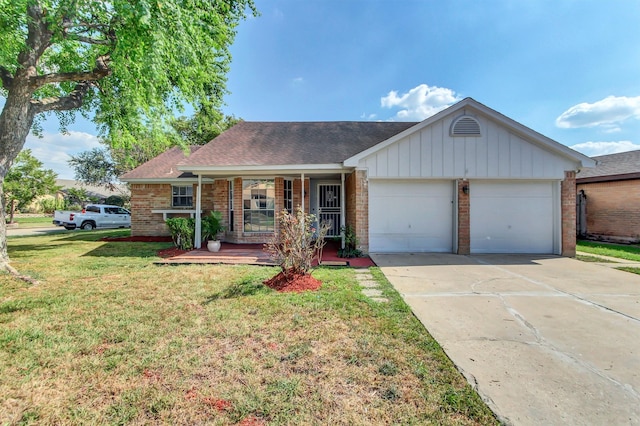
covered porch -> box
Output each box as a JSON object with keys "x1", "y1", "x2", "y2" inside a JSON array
[
  {"x1": 188, "y1": 167, "x2": 360, "y2": 250},
  {"x1": 155, "y1": 241, "x2": 376, "y2": 267}
]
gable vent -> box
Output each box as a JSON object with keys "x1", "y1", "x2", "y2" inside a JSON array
[{"x1": 450, "y1": 116, "x2": 481, "y2": 137}]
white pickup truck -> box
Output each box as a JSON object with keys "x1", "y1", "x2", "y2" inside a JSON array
[{"x1": 53, "y1": 204, "x2": 131, "y2": 230}]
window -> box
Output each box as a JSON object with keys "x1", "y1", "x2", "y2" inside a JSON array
[
  {"x1": 172, "y1": 185, "x2": 193, "y2": 207},
  {"x1": 243, "y1": 179, "x2": 275, "y2": 232},
  {"x1": 284, "y1": 179, "x2": 293, "y2": 213}
]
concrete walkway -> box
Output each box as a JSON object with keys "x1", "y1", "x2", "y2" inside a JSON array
[{"x1": 372, "y1": 253, "x2": 640, "y2": 425}]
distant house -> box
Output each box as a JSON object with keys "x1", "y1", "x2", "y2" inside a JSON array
[
  {"x1": 121, "y1": 98, "x2": 594, "y2": 256},
  {"x1": 55, "y1": 179, "x2": 129, "y2": 204},
  {"x1": 576, "y1": 150, "x2": 640, "y2": 243}
]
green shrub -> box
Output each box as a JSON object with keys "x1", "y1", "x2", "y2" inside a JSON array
[
  {"x1": 39, "y1": 198, "x2": 68, "y2": 214},
  {"x1": 338, "y1": 224, "x2": 363, "y2": 258},
  {"x1": 105, "y1": 195, "x2": 128, "y2": 207},
  {"x1": 165, "y1": 217, "x2": 195, "y2": 250}
]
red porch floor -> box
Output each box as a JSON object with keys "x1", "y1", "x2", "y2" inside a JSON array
[{"x1": 157, "y1": 241, "x2": 376, "y2": 268}]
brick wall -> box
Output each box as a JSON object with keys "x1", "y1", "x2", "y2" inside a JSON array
[
  {"x1": 457, "y1": 180, "x2": 470, "y2": 255},
  {"x1": 129, "y1": 182, "x2": 215, "y2": 236},
  {"x1": 345, "y1": 170, "x2": 368, "y2": 253},
  {"x1": 561, "y1": 171, "x2": 577, "y2": 256},
  {"x1": 577, "y1": 179, "x2": 640, "y2": 243}
]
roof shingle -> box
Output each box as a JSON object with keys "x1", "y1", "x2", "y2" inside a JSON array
[
  {"x1": 576, "y1": 149, "x2": 640, "y2": 181},
  {"x1": 183, "y1": 121, "x2": 418, "y2": 166},
  {"x1": 120, "y1": 146, "x2": 201, "y2": 180}
]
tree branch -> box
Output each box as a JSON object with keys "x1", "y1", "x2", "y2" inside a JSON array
[
  {"x1": 29, "y1": 82, "x2": 91, "y2": 114},
  {"x1": 17, "y1": 4, "x2": 53, "y2": 71},
  {"x1": 68, "y1": 34, "x2": 112, "y2": 45},
  {"x1": 29, "y1": 54, "x2": 111, "y2": 88},
  {"x1": 0, "y1": 66, "x2": 12, "y2": 90}
]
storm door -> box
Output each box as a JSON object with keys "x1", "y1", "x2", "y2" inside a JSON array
[{"x1": 317, "y1": 184, "x2": 341, "y2": 237}]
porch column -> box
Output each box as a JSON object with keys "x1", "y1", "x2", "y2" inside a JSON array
[
  {"x1": 340, "y1": 172, "x2": 346, "y2": 249},
  {"x1": 195, "y1": 174, "x2": 202, "y2": 249},
  {"x1": 300, "y1": 173, "x2": 305, "y2": 214}
]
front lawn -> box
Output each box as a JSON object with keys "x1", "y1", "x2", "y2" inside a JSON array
[
  {"x1": 0, "y1": 230, "x2": 496, "y2": 425},
  {"x1": 7, "y1": 215, "x2": 54, "y2": 228},
  {"x1": 577, "y1": 240, "x2": 640, "y2": 262}
]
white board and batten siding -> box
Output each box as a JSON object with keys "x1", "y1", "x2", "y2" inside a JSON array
[
  {"x1": 358, "y1": 110, "x2": 577, "y2": 180},
  {"x1": 360, "y1": 108, "x2": 577, "y2": 254}
]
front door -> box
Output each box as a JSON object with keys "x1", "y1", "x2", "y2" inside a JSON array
[{"x1": 317, "y1": 184, "x2": 341, "y2": 237}]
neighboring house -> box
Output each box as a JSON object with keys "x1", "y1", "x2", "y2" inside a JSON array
[
  {"x1": 576, "y1": 150, "x2": 640, "y2": 243},
  {"x1": 54, "y1": 179, "x2": 130, "y2": 203},
  {"x1": 120, "y1": 98, "x2": 594, "y2": 256}
]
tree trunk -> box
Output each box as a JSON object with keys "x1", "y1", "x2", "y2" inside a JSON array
[
  {"x1": 9, "y1": 199, "x2": 16, "y2": 224},
  {"x1": 0, "y1": 79, "x2": 37, "y2": 263}
]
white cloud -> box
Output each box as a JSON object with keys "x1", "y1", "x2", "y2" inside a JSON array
[
  {"x1": 569, "y1": 140, "x2": 640, "y2": 157},
  {"x1": 291, "y1": 76, "x2": 304, "y2": 85},
  {"x1": 381, "y1": 84, "x2": 461, "y2": 121},
  {"x1": 360, "y1": 112, "x2": 377, "y2": 120},
  {"x1": 556, "y1": 95, "x2": 640, "y2": 130},
  {"x1": 24, "y1": 131, "x2": 101, "y2": 179}
]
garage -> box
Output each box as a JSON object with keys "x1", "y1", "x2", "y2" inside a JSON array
[
  {"x1": 470, "y1": 181, "x2": 556, "y2": 254},
  {"x1": 369, "y1": 180, "x2": 454, "y2": 252}
]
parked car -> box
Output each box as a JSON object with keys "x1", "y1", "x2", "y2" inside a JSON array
[{"x1": 53, "y1": 204, "x2": 131, "y2": 230}]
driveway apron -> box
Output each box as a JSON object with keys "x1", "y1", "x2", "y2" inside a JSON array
[{"x1": 371, "y1": 253, "x2": 640, "y2": 425}]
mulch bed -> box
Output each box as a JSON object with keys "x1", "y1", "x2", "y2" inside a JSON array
[
  {"x1": 157, "y1": 247, "x2": 188, "y2": 258},
  {"x1": 263, "y1": 271, "x2": 322, "y2": 292}
]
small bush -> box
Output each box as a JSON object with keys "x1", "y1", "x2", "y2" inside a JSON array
[
  {"x1": 265, "y1": 208, "x2": 330, "y2": 276},
  {"x1": 338, "y1": 224, "x2": 363, "y2": 258},
  {"x1": 105, "y1": 195, "x2": 128, "y2": 207},
  {"x1": 165, "y1": 217, "x2": 195, "y2": 250},
  {"x1": 39, "y1": 198, "x2": 67, "y2": 214}
]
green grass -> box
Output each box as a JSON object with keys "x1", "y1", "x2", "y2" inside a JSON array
[
  {"x1": 616, "y1": 267, "x2": 640, "y2": 275},
  {"x1": 0, "y1": 230, "x2": 496, "y2": 425},
  {"x1": 577, "y1": 240, "x2": 640, "y2": 262},
  {"x1": 575, "y1": 254, "x2": 618, "y2": 263},
  {"x1": 7, "y1": 215, "x2": 54, "y2": 228}
]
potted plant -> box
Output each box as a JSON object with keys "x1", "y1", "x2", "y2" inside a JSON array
[{"x1": 201, "y1": 211, "x2": 225, "y2": 252}]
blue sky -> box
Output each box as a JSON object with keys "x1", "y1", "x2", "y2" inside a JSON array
[{"x1": 22, "y1": 0, "x2": 640, "y2": 178}]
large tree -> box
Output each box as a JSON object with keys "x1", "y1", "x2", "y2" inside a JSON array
[
  {"x1": 0, "y1": 0, "x2": 255, "y2": 267},
  {"x1": 3, "y1": 149, "x2": 59, "y2": 223}
]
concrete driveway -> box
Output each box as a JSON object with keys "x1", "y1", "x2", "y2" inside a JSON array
[{"x1": 371, "y1": 254, "x2": 640, "y2": 425}]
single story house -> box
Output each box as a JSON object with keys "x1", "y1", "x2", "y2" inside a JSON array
[
  {"x1": 576, "y1": 149, "x2": 640, "y2": 243},
  {"x1": 120, "y1": 97, "x2": 594, "y2": 256}
]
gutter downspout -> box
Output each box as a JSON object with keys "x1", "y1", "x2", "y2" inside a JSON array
[
  {"x1": 340, "y1": 172, "x2": 346, "y2": 250},
  {"x1": 195, "y1": 174, "x2": 202, "y2": 249}
]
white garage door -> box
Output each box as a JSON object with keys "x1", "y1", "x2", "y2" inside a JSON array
[
  {"x1": 369, "y1": 180, "x2": 454, "y2": 252},
  {"x1": 471, "y1": 181, "x2": 555, "y2": 254}
]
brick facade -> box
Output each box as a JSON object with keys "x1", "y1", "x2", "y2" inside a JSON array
[
  {"x1": 576, "y1": 179, "x2": 640, "y2": 243},
  {"x1": 561, "y1": 171, "x2": 577, "y2": 257},
  {"x1": 132, "y1": 176, "x2": 305, "y2": 245},
  {"x1": 345, "y1": 170, "x2": 369, "y2": 253},
  {"x1": 129, "y1": 182, "x2": 215, "y2": 236},
  {"x1": 457, "y1": 180, "x2": 470, "y2": 255}
]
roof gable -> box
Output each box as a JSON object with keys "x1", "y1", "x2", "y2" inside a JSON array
[{"x1": 345, "y1": 98, "x2": 595, "y2": 168}]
